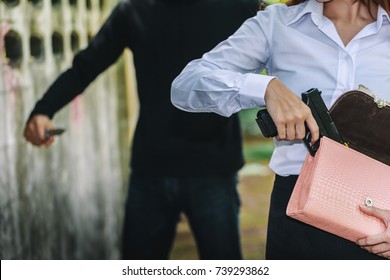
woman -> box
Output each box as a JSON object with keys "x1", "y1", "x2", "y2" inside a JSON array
[{"x1": 171, "y1": 0, "x2": 390, "y2": 259}]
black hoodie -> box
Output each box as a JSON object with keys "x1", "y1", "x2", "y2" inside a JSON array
[{"x1": 29, "y1": 0, "x2": 260, "y2": 176}]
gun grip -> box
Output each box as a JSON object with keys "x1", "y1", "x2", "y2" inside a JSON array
[{"x1": 256, "y1": 109, "x2": 277, "y2": 138}]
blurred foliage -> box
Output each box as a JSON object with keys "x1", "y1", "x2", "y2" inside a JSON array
[
  {"x1": 243, "y1": 140, "x2": 274, "y2": 162},
  {"x1": 263, "y1": 0, "x2": 289, "y2": 4}
]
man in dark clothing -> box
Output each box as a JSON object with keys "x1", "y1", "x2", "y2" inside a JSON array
[{"x1": 23, "y1": 0, "x2": 260, "y2": 259}]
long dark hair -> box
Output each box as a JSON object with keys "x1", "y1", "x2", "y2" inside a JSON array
[{"x1": 286, "y1": 0, "x2": 390, "y2": 16}]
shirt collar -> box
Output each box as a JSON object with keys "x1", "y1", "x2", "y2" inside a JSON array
[
  {"x1": 286, "y1": 0, "x2": 390, "y2": 28},
  {"x1": 286, "y1": 0, "x2": 323, "y2": 26},
  {"x1": 376, "y1": 5, "x2": 390, "y2": 30}
]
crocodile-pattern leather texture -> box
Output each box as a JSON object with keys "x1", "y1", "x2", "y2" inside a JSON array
[{"x1": 287, "y1": 137, "x2": 390, "y2": 242}]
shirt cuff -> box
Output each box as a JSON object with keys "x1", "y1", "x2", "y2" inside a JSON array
[{"x1": 238, "y1": 73, "x2": 276, "y2": 109}]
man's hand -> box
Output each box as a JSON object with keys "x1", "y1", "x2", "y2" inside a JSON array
[
  {"x1": 264, "y1": 79, "x2": 319, "y2": 144},
  {"x1": 23, "y1": 114, "x2": 55, "y2": 148},
  {"x1": 356, "y1": 205, "x2": 390, "y2": 259}
]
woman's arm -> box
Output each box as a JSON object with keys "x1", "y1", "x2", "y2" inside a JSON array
[
  {"x1": 171, "y1": 9, "x2": 319, "y2": 143},
  {"x1": 171, "y1": 14, "x2": 273, "y2": 117}
]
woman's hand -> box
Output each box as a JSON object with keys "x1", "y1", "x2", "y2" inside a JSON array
[
  {"x1": 356, "y1": 205, "x2": 390, "y2": 259},
  {"x1": 23, "y1": 114, "x2": 55, "y2": 148},
  {"x1": 264, "y1": 79, "x2": 319, "y2": 144}
]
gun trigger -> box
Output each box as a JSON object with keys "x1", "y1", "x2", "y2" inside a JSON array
[{"x1": 303, "y1": 131, "x2": 320, "y2": 156}]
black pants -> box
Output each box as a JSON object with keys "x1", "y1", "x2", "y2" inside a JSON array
[
  {"x1": 122, "y1": 172, "x2": 242, "y2": 260},
  {"x1": 266, "y1": 175, "x2": 383, "y2": 260}
]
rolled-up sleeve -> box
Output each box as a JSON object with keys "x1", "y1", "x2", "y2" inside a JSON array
[{"x1": 171, "y1": 11, "x2": 275, "y2": 117}]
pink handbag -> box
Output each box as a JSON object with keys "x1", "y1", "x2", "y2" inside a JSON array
[{"x1": 286, "y1": 136, "x2": 390, "y2": 242}]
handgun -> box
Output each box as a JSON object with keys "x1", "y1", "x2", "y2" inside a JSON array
[{"x1": 255, "y1": 88, "x2": 344, "y2": 156}]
